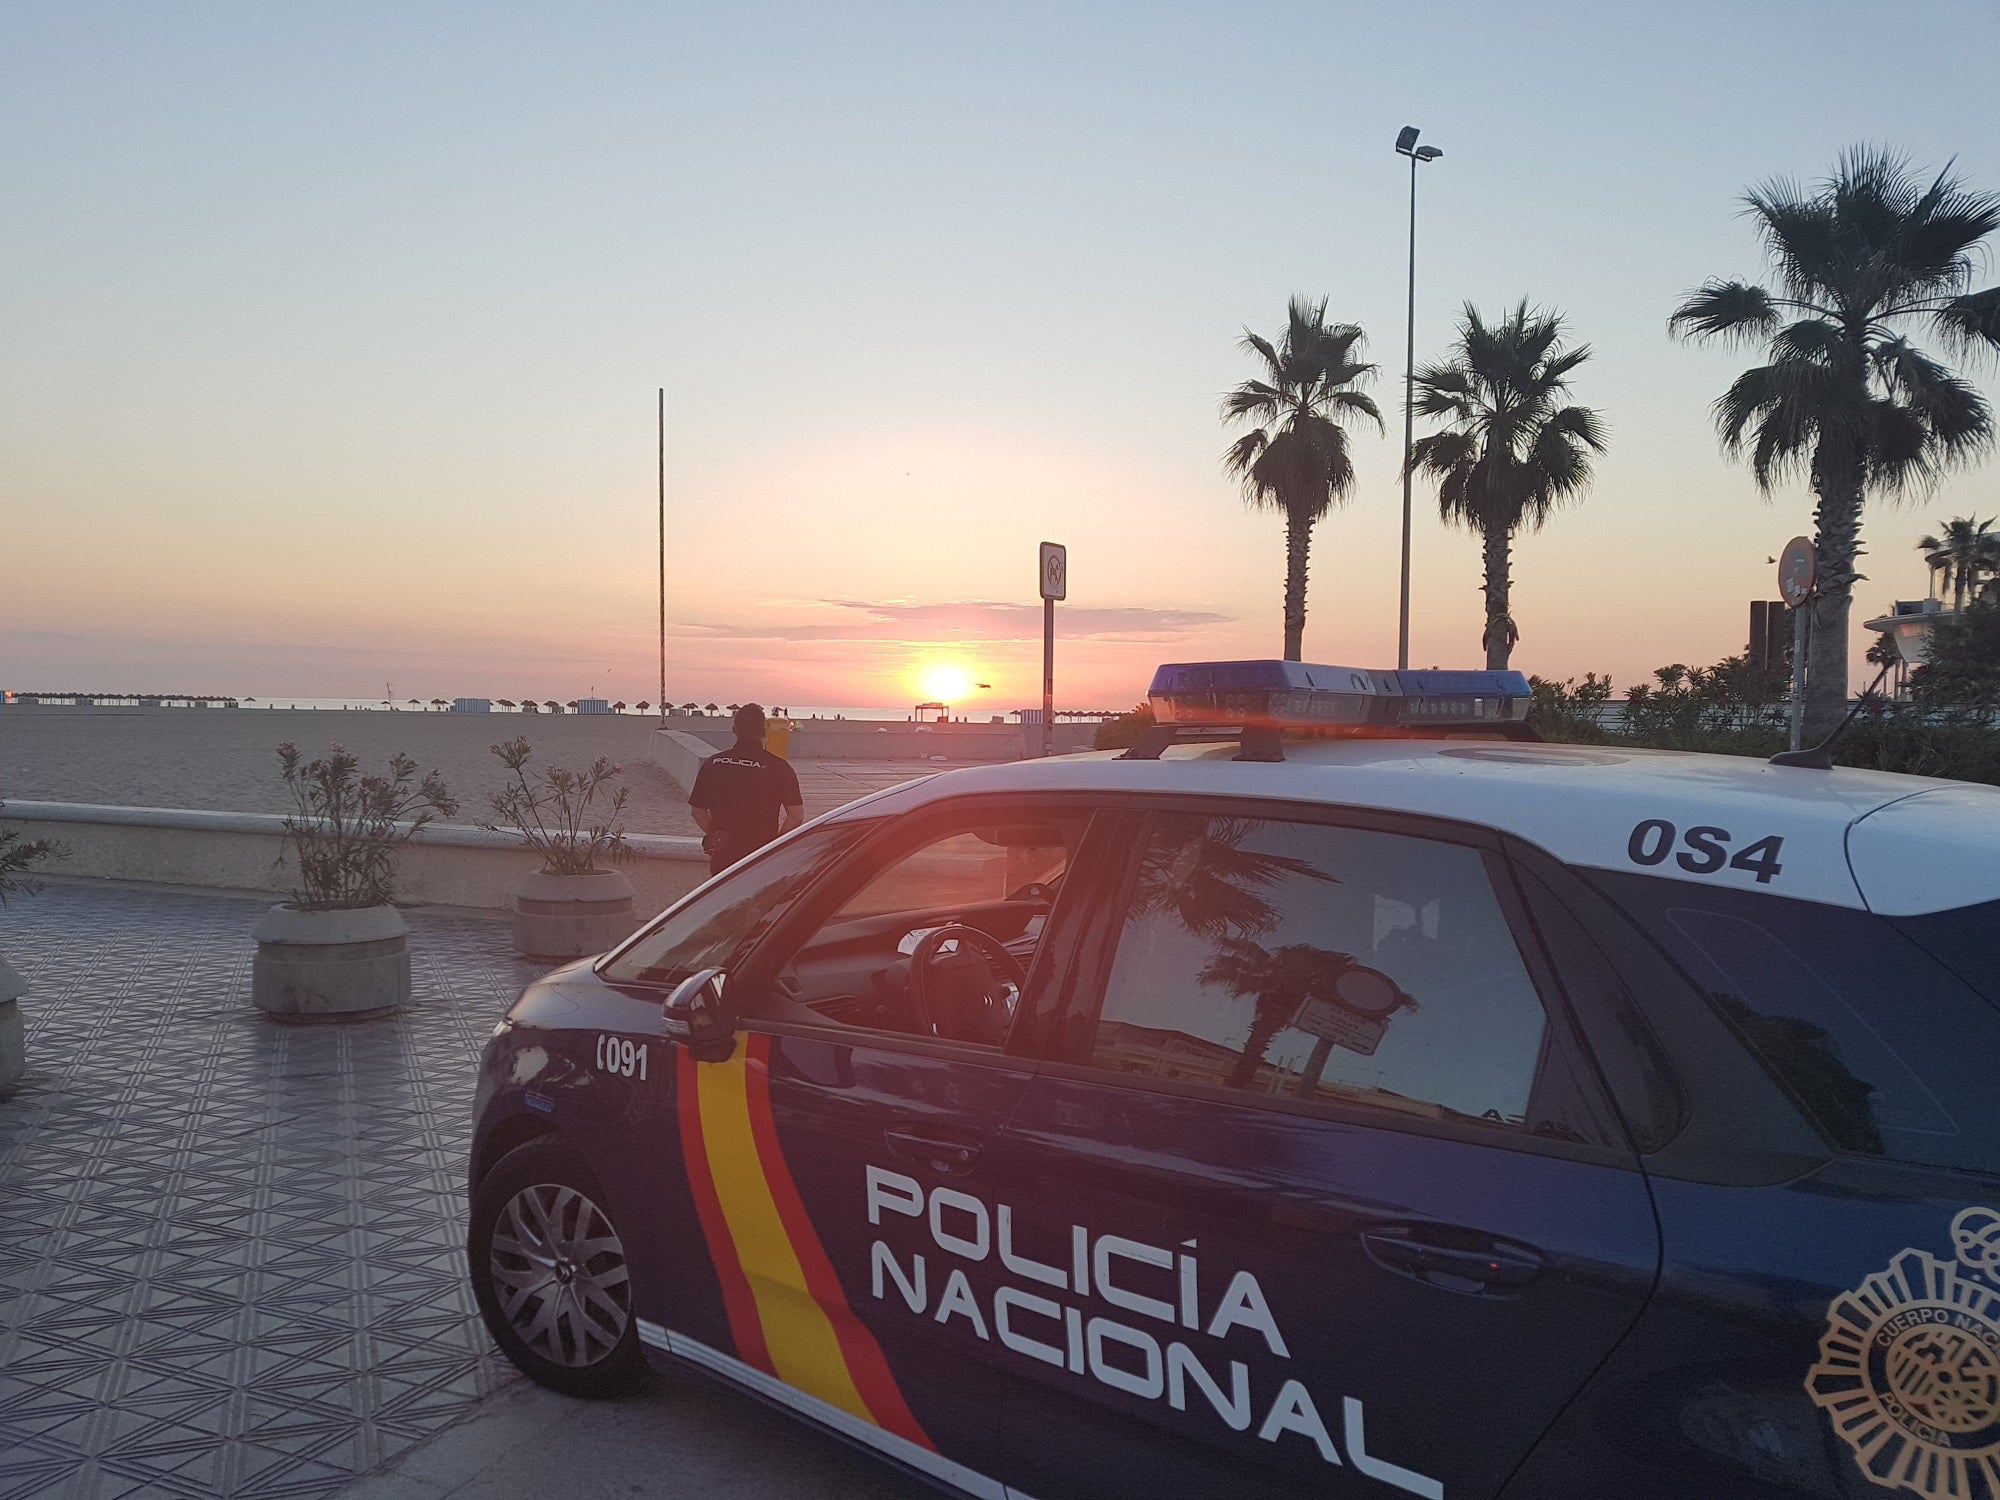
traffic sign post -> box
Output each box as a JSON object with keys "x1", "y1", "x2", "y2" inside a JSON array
[
  {"x1": 1779, "y1": 536, "x2": 1816, "y2": 752},
  {"x1": 1039, "y1": 543, "x2": 1066, "y2": 758}
]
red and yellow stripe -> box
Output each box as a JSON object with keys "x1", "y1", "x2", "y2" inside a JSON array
[{"x1": 678, "y1": 1033, "x2": 932, "y2": 1450}]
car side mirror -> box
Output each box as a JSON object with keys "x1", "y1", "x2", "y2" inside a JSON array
[{"x1": 663, "y1": 967, "x2": 736, "y2": 1063}]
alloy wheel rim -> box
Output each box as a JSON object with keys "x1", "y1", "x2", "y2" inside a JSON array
[{"x1": 489, "y1": 1182, "x2": 631, "y2": 1367}]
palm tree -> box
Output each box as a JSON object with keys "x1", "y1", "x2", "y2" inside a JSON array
[
  {"x1": 1408, "y1": 302, "x2": 1605, "y2": 669},
  {"x1": 1917, "y1": 515, "x2": 2000, "y2": 611},
  {"x1": 1670, "y1": 148, "x2": 2000, "y2": 740},
  {"x1": 1222, "y1": 296, "x2": 1383, "y2": 660},
  {"x1": 1197, "y1": 938, "x2": 1362, "y2": 1089},
  {"x1": 1129, "y1": 814, "x2": 1335, "y2": 942}
]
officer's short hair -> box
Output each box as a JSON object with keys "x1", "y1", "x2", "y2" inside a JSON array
[{"x1": 733, "y1": 703, "x2": 766, "y2": 740}]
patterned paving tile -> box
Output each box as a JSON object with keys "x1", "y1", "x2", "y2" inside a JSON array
[{"x1": 0, "y1": 885, "x2": 550, "y2": 1498}]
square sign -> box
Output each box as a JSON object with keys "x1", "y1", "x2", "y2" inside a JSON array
[{"x1": 1039, "y1": 541, "x2": 1067, "y2": 602}]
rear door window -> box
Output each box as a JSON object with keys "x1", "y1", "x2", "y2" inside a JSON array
[
  {"x1": 1083, "y1": 810, "x2": 1621, "y2": 1146},
  {"x1": 1589, "y1": 872, "x2": 2000, "y2": 1175}
]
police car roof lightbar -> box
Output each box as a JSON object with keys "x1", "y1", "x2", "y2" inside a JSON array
[{"x1": 1120, "y1": 660, "x2": 1537, "y2": 761}]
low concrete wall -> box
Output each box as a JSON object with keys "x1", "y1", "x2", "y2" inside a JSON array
[
  {"x1": 652, "y1": 730, "x2": 719, "y2": 791},
  {"x1": 650, "y1": 721, "x2": 1099, "y2": 777},
  {"x1": 0, "y1": 801, "x2": 709, "y2": 918}
]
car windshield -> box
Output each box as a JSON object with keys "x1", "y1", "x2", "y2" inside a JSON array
[
  {"x1": 599, "y1": 823, "x2": 864, "y2": 988},
  {"x1": 1591, "y1": 871, "x2": 2000, "y2": 1176}
]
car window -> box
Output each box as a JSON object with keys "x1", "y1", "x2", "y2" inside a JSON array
[
  {"x1": 1083, "y1": 812, "x2": 1562, "y2": 1134},
  {"x1": 756, "y1": 811, "x2": 1088, "y2": 1048},
  {"x1": 598, "y1": 823, "x2": 862, "y2": 988},
  {"x1": 831, "y1": 826, "x2": 1070, "y2": 920},
  {"x1": 1591, "y1": 872, "x2": 2000, "y2": 1175}
]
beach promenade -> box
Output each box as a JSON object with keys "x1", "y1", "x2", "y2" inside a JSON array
[
  {"x1": 0, "y1": 883, "x2": 928, "y2": 1499},
  {"x1": 0, "y1": 708, "x2": 991, "y2": 1497}
]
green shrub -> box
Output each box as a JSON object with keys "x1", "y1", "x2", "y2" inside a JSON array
[
  {"x1": 1527, "y1": 652, "x2": 2000, "y2": 786},
  {"x1": 1620, "y1": 656, "x2": 1790, "y2": 748},
  {"x1": 1094, "y1": 703, "x2": 1156, "y2": 751},
  {"x1": 1911, "y1": 595, "x2": 2000, "y2": 708},
  {"x1": 1831, "y1": 707, "x2": 2000, "y2": 783},
  {"x1": 0, "y1": 819, "x2": 66, "y2": 904},
  {"x1": 1526, "y1": 673, "x2": 1613, "y2": 743}
]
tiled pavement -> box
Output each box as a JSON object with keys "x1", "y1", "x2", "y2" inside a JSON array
[{"x1": 0, "y1": 883, "x2": 546, "y2": 1499}]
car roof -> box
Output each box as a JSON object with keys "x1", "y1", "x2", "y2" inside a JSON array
[{"x1": 827, "y1": 738, "x2": 2000, "y2": 915}]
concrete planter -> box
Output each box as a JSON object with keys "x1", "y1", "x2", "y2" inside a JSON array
[
  {"x1": 513, "y1": 868, "x2": 637, "y2": 960},
  {"x1": 0, "y1": 955, "x2": 25, "y2": 1092},
  {"x1": 251, "y1": 904, "x2": 410, "y2": 1020}
]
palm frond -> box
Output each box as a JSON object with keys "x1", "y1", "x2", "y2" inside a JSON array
[
  {"x1": 1771, "y1": 318, "x2": 1848, "y2": 367},
  {"x1": 1222, "y1": 429, "x2": 1267, "y2": 479},
  {"x1": 1670, "y1": 279, "x2": 1781, "y2": 343},
  {"x1": 1325, "y1": 388, "x2": 1385, "y2": 430},
  {"x1": 1221, "y1": 380, "x2": 1287, "y2": 422},
  {"x1": 1237, "y1": 331, "x2": 1282, "y2": 377},
  {"x1": 1409, "y1": 429, "x2": 1478, "y2": 478},
  {"x1": 1542, "y1": 403, "x2": 1609, "y2": 452},
  {"x1": 1935, "y1": 286, "x2": 2000, "y2": 356},
  {"x1": 1863, "y1": 400, "x2": 1940, "y2": 494}
]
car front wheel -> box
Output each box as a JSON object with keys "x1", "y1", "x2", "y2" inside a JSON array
[{"x1": 468, "y1": 1138, "x2": 646, "y2": 1398}]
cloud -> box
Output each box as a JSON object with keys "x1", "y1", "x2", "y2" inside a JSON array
[{"x1": 680, "y1": 599, "x2": 1232, "y2": 645}]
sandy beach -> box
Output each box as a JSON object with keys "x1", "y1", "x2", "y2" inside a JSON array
[{"x1": 0, "y1": 707, "x2": 930, "y2": 838}]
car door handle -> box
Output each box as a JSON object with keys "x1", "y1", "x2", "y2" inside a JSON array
[
  {"x1": 883, "y1": 1124, "x2": 984, "y2": 1177},
  {"x1": 1360, "y1": 1225, "x2": 1542, "y2": 1294}
]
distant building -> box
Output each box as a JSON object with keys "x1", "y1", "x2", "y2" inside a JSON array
[
  {"x1": 1864, "y1": 598, "x2": 1950, "y2": 665},
  {"x1": 575, "y1": 698, "x2": 610, "y2": 715},
  {"x1": 451, "y1": 698, "x2": 493, "y2": 714},
  {"x1": 1746, "y1": 600, "x2": 1791, "y2": 673}
]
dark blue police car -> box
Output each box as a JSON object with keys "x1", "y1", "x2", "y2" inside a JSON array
[{"x1": 466, "y1": 662, "x2": 2000, "y2": 1500}]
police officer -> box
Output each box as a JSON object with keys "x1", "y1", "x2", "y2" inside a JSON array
[{"x1": 687, "y1": 703, "x2": 804, "y2": 874}]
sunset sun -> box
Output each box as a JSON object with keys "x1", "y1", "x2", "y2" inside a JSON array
[{"x1": 918, "y1": 662, "x2": 974, "y2": 703}]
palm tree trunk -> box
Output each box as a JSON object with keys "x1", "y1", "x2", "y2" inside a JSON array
[
  {"x1": 1806, "y1": 459, "x2": 1864, "y2": 744},
  {"x1": 1482, "y1": 523, "x2": 1514, "y2": 670},
  {"x1": 1282, "y1": 509, "x2": 1310, "y2": 661},
  {"x1": 1228, "y1": 990, "x2": 1295, "y2": 1089}
]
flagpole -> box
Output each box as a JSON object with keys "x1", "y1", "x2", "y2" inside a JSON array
[{"x1": 658, "y1": 388, "x2": 667, "y2": 726}]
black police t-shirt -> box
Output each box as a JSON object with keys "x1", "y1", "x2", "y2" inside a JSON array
[{"x1": 687, "y1": 743, "x2": 802, "y2": 846}]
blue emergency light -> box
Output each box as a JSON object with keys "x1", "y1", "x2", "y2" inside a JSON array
[{"x1": 1146, "y1": 660, "x2": 1532, "y2": 733}]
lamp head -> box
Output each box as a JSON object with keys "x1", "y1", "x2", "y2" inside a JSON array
[
  {"x1": 1415, "y1": 145, "x2": 1443, "y2": 161},
  {"x1": 1394, "y1": 125, "x2": 1420, "y2": 154}
]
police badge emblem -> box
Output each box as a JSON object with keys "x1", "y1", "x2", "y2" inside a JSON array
[{"x1": 1807, "y1": 1208, "x2": 2000, "y2": 1498}]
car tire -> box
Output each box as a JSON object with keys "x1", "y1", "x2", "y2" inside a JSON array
[{"x1": 468, "y1": 1138, "x2": 647, "y2": 1398}]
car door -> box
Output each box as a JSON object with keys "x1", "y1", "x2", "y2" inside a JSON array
[
  {"x1": 1500, "y1": 852, "x2": 2000, "y2": 1500},
  {"x1": 982, "y1": 800, "x2": 1663, "y2": 1500},
  {"x1": 589, "y1": 822, "x2": 871, "y2": 1353},
  {"x1": 658, "y1": 794, "x2": 1114, "y2": 1498}
]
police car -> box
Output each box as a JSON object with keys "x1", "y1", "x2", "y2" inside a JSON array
[{"x1": 466, "y1": 661, "x2": 2000, "y2": 1500}]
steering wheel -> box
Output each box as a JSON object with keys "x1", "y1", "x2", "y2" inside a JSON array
[{"x1": 906, "y1": 925, "x2": 1029, "y2": 1042}]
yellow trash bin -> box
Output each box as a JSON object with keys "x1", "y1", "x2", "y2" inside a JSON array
[{"x1": 763, "y1": 719, "x2": 792, "y2": 757}]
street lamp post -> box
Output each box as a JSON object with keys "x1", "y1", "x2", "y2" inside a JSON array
[{"x1": 1394, "y1": 125, "x2": 1443, "y2": 671}]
